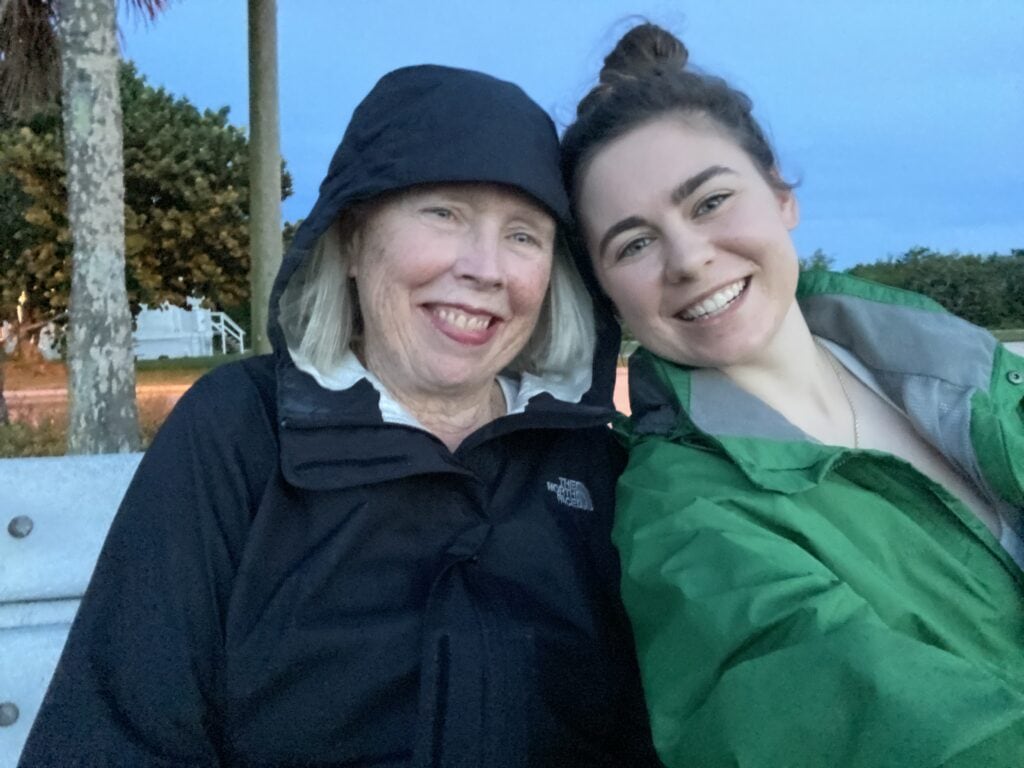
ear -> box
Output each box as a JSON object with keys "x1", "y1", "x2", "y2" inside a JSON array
[{"x1": 777, "y1": 188, "x2": 800, "y2": 230}]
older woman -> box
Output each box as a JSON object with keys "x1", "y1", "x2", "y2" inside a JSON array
[
  {"x1": 20, "y1": 65, "x2": 659, "y2": 767},
  {"x1": 561, "y1": 22, "x2": 1024, "y2": 768}
]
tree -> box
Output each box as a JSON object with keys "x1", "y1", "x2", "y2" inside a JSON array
[
  {"x1": 58, "y1": 0, "x2": 140, "y2": 452},
  {"x1": 0, "y1": 1, "x2": 61, "y2": 119},
  {"x1": 799, "y1": 248, "x2": 834, "y2": 272},
  {"x1": 1, "y1": 63, "x2": 291, "y2": 339},
  {"x1": 247, "y1": 0, "x2": 282, "y2": 355},
  {"x1": 849, "y1": 247, "x2": 1024, "y2": 329},
  {"x1": 1, "y1": 112, "x2": 71, "y2": 349},
  {"x1": 1, "y1": 0, "x2": 169, "y2": 453}
]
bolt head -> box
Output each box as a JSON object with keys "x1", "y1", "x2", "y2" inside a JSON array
[{"x1": 7, "y1": 515, "x2": 33, "y2": 539}]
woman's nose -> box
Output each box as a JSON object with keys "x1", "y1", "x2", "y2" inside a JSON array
[
  {"x1": 454, "y1": 228, "x2": 505, "y2": 288},
  {"x1": 662, "y1": 228, "x2": 714, "y2": 283}
]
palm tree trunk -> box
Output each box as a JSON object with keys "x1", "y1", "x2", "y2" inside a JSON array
[
  {"x1": 59, "y1": 0, "x2": 140, "y2": 453},
  {"x1": 247, "y1": 0, "x2": 283, "y2": 355}
]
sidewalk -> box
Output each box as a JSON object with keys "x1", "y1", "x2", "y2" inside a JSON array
[
  {"x1": 4, "y1": 383, "x2": 190, "y2": 403},
  {"x1": 3, "y1": 384, "x2": 191, "y2": 424}
]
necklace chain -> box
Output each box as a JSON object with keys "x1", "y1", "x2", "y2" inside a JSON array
[{"x1": 816, "y1": 340, "x2": 860, "y2": 449}]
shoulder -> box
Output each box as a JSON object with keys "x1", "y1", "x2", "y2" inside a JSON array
[
  {"x1": 142, "y1": 355, "x2": 279, "y2": 494},
  {"x1": 162, "y1": 355, "x2": 277, "y2": 442},
  {"x1": 176, "y1": 354, "x2": 276, "y2": 419},
  {"x1": 972, "y1": 343, "x2": 1024, "y2": 504},
  {"x1": 796, "y1": 269, "x2": 948, "y2": 313}
]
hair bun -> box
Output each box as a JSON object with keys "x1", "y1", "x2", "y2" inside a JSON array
[{"x1": 599, "y1": 23, "x2": 688, "y2": 85}]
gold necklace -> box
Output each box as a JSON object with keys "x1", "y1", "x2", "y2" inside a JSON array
[{"x1": 816, "y1": 340, "x2": 860, "y2": 449}]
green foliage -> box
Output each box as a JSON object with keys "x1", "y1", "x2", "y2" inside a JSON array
[
  {"x1": 0, "y1": 413, "x2": 167, "y2": 457},
  {"x1": 849, "y1": 247, "x2": 1024, "y2": 329},
  {"x1": 135, "y1": 351, "x2": 249, "y2": 371},
  {"x1": 0, "y1": 111, "x2": 66, "y2": 323},
  {"x1": 0, "y1": 61, "x2": 292, "y2": 331},
  {"x1": 993, "y1": 328, "x2": 1024, "y2": 343},
  {"x1": 282, "y1": 218, "x2": 302, "y2": 250},
  {"x1": 0, "y1": 418, "x2": 67, "y2": 457},
  {"x1": 800, "y1": 248, "x2": 835, "y2": 272}
]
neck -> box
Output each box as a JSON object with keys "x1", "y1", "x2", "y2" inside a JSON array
[
  {"x1": 386, "y1": 375, "x2": 506, "y2": 452},
  {"x1": 719, "y1": 303, "x2": 857, "y2": 447}
]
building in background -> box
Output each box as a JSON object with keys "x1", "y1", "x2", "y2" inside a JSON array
[{"x1": 4, "y1": 300, "x2": 245, "y2": 361}]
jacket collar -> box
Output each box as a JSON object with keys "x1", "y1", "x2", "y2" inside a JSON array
[
  {"x1": 629, "y1": 271, "x2": 1009, "y2": 498},
  {"x1": 276, "y1": 352, "x2": 615, "y2": 492}
]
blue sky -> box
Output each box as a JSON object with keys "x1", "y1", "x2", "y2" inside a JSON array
[{"x1": 119, "y1": 1, "x2": 1023, "y2": 270}]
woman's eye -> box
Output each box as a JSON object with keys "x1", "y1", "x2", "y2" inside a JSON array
[
  {"x1": 615, "y1": 236, "x2": 652, "y2": 262},
  {"x1": 423, "y1": 207, "x2": 454, "y2": 220},
  {"x1": 510, "y1": 231, "x2": 540, "y2": 247},
  {"x1": 695, "y1": 192, "x2": 730, "y2": 217}
]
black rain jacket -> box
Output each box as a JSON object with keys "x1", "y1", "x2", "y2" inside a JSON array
[{"x1": 19, "y1": 66, "x2": 659, "y2": 768}]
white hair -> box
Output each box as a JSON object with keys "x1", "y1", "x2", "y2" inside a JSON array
[{"x1": 278, "y1": 216, "x2": 596, "y2": 381}]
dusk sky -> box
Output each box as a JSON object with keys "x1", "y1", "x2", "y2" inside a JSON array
[{"x1": 119, "y1": 1, "x2": 1023, "y2": 270}]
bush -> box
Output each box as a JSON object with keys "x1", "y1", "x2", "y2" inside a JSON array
[
  {"x1": 849, "y1": 248, "x2": 1024, "y2": 329},
  {"x1": 0, "y1": 393, "x2": 172, "y2": 457},
  {"x1": 135, "y1": 352, "x2": 248, "y2": 372},
  {"x1": 0, "y1": 418, "x2": 66, "y2": 457}
]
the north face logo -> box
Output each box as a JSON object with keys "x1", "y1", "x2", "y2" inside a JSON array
[{"x1": 546, "y1": 477, "x2": 594, "y2": 511}]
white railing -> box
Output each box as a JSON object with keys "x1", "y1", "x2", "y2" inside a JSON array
[{"x1": 210, "y1": 311, "x2": 246, "y2": 354}]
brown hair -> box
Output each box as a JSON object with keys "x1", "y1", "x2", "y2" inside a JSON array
[{"x1": 561, "y1": 23, "x2": 793, "y2": 207}]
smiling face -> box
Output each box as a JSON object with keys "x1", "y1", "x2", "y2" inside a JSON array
[
  {"x1": 349, "y1": 183, "x2": 555, "y2": 402},
  {"x1": 577, "y1": 116, "x2": 801, "y2": 370}
]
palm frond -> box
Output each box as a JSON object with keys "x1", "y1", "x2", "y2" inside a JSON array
[
  {"x1": 0, "y1": 0, "x2": 171, "y2": 118},
  {"x1": 120, "y1": 0, "x2": 172, "y2": 23},
  {"x1": 0, "y1": 0, "x2": 61, "y2": 118}
]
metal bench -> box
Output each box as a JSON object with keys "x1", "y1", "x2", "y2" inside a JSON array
[{"x1": 0, "y1": 453, "x2": 143, "y2": 768}]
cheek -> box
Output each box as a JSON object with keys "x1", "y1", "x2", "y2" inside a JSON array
[
  {"x1": 598, "y1": 266, "x2": 655, "y2": 321},
  {"x1": 512, "y1": 262, "x2": 553, "y2": 315},
  {"x1": 766, "y1": 243, "x2": 800, "y2": 290},
  {"x1": 354, "y1": 266, "x2": 391, "y2": 314}
]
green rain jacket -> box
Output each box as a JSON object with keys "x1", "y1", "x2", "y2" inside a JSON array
[{"x1": 616, "y1": 271, "x2": 1024, "y2": 768}]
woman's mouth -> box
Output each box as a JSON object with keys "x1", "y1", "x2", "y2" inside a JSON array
[
  {"x1": 427, "y1": 304, "x2": 500, "y2": 345},
  {"x1": 678, "y1": 278, "x2": 749, "y2": 321},
  {"x1": 434, "y1": 306, "x2": 493, "y2": 332}
]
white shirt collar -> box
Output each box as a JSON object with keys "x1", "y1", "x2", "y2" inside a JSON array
[{"x1": 293, "y1": 350, "x2": 592, "y2": 426}]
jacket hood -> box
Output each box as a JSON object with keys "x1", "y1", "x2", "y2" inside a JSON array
[{"x1": 268, "y1": 64, "x2": 621, "y2": 422}]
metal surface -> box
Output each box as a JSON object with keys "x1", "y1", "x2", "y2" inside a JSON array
[
  {"x1": 0, "y1": 454, "x2": 142, "y2": 603},
  {"x1": 0, "y1": 453, "x2": 142, "y2": 767}
]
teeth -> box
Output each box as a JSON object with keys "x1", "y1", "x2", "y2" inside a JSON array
[
  {"x1": 436, "y1": 307, "x2": 491, "y2": 331},
  {"x1": 680, "y1": 279, "x2": 746, "y2": 320}
]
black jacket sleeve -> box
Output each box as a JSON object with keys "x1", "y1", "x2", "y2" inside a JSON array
[{"x1": 18, "y1": 360, "x2": 277, "y2": 767}]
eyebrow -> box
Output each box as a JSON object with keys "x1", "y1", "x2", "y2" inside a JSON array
[
  {"x1": 596, "y1": 165, "x2": 737, "y2": 258},
  {"x1": 424, "y1": 186, "x2": 554, "y2": 228},
  {"x1": 669, "y1": 165, "x2": 736, "y2": 205},
  {"x1": 597, "y1": 216, "x2": 647, "y2": 260}
]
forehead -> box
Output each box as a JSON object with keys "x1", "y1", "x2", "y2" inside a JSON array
[
  {"x1": 590, "y1": 116, "x2": 749, "y2": 186},
  {"x1": 393, "y1": 182, "x2": 556, "y2": 221},
  {"x1": 578, "y1": 116, "x2": 754, "y2": 221}
]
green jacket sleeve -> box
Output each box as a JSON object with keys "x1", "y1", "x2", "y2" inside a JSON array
[{"x1": 615, "y1": 468, "x2": 1024, "y2": 768}]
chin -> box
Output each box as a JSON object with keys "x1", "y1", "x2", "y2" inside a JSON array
[
  {"x1": 427, "y1": 365, "x2": 494, "y2": 393},
  {"x1": 650, "y1": 335, "x2": 762, "y2": 370}
]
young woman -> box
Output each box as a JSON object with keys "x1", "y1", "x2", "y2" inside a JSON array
[{"x1": 561, "y1": 23, "x2": 1024, "y2": 768}]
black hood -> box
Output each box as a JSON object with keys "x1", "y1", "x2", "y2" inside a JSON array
[{"x1": 268, "y1": 64, "x2": 620, "y2": 411}]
